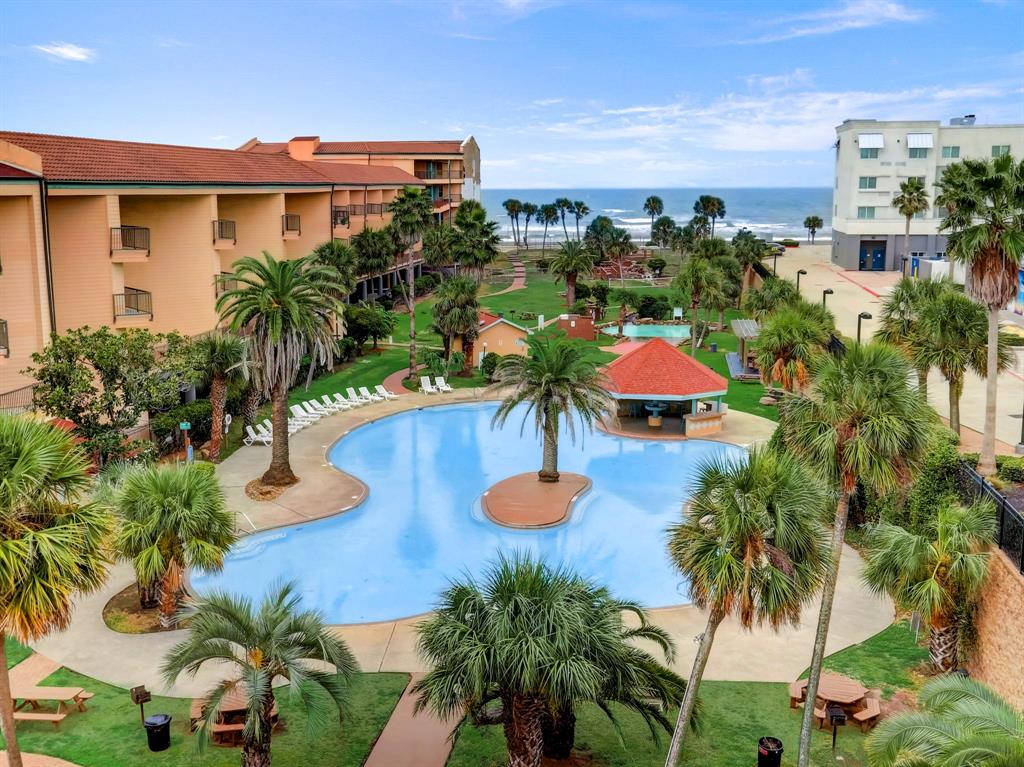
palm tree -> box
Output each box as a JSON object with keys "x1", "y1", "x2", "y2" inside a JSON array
[
  {"x1": 351, "y1": 226, "x2": 398, "y2": 281},
  {"x1": 612, "y1": 288, "x2": 641, "y2": 336},
  {"x1": 914, "y1": 290, "x2": 1011, "y2": 435},
  {"x1": 571, "y1": 200, "x2": 590, "y2": 240},
  {"x1": 694, "y1": 196, "x2": 726, "y2": 236},
  {"x1": 672, "y1": 258, "x2": 724, "y2": 357},
  {"x1": 163, "y1": 582, "x2": 357, "y2": 767},
  {"x1": 197, "y1": 331, "x2": 249, "y2": 462},
  {"x1": 0, "y1": 415, "x2": 113, "y2": 767},
  {"x1": 554, "y1": 197, "x2": 573, "y2": 240},
  {"x1": 651, "y1": 216, "x2": 678, "y2": 250},
  {"x1": 608, "y1": 227, "x2": 637, "y2": 287},
  {"x1": 550, "y1": 240, "x2": 596, "y2": 306},
  {"x1": 937, "y1": 155, "x2": 1024, "y2": 476},
  {"x1": 106, "y1": 462, "x2": 236, "y2": 627},
  {"x1": 584, "y1": 215, "x2": 617, "y2": 261},
  {"x1": 755, "y1": 305, "x2": 832, "y2": 392},
  {"x1": 891, "y1": 177, "x2": 930, "y2": 267},
  {"x1": 663, "y1": 447, "x2": 831, "y2": 766},
  {"x1": 733, "y1": 237, "x2": 766, "y2": 296},
  {"x1": 422, "y1": 223, "x2": 459, "y2": 280},
  {"x1": 803, "y1": 215, "x2": 824, "y2": 244},
  {"x1": 502, "y1": 198, "x2": 522, "y2": 247},
  {"x1": 644, "y1": 195, "x2": 664, "y2": 242},
  {"x1": 310, "y1": 239, "x2": 359, "y2": 299},
  {"x1": 489, "y1": 333, "x2": 614, "y2": 482},
  {"x1": 862, "y1": 500, "x2": 994, "y2": 673},
  {"x1": 431, "y1": 276, "x2": 480, "y2": 367},
  {"x1": 866, "y1": 675, "x2": 1023, "y2": 767},
  {"x1": 389, "y1": 186, "x2": 435, "y2": 379},
  {"x1": 537, "y1": 203, "x2": 560, "y2": 256},
  {"x1": 414, "y1": 555, "x2": 690, "y2": 767},
  {"x1": 456, "y1": 217, "x2": 501, "y2": 282},
  {"x1": 743, "y1": 277, "x2": 800, "y2": 320},
  {"x1": 780, "y1": 343, "x2": 934, "y2": 767},
  {"x1": 217, "y1": 252, "x2": 340, "y2": 486},
  {"x1": 521, "y1": 202, "x2": 538, "y2": 249}
]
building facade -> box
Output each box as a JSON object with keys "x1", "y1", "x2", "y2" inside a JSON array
[{"x1": 831, "y1": 116, "x2": 1023, "y2": 271}]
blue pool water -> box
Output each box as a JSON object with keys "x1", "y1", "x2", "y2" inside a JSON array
[
  {"x1": 192, "y1": 403, "x2": 743, "y2": 624},
  {"x1": 603, "y1": 323, "x2": 691, "y2": 339}
]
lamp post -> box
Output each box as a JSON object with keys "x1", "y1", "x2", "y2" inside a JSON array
[
  {"x1": 901, "y1": 256, "x2": 909, "y2": 277},
  {"x1": 796, "y1": 269, "x2": 807, "y2": 291},
  {"x1": 857, "y1": 311, "x2": 872, "y2": 344},
  {"x1": 822, "y1": 288, "x2": 834, "y2": 308},
  {"x1": 1017, "y1": 391, "x2": 1024, "y2": 455},
  {"x1": 773, "y1": 250, "x2": 779, "y2": 275}
]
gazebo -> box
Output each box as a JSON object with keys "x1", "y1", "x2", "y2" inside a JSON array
[
  {"x1": 727, "y1": 318, "x2": 761, "y2": 381},
  {"x1": 602, "y1": 338, "x2": 729, "y2": 437}
]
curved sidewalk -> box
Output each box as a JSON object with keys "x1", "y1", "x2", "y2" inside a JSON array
[{"x1": 484, "y1": 252, "x2": 527, "y2": 296}]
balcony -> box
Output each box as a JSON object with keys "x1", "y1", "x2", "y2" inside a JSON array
[
  {"x1": 215, "y1": 272, "x2": 238, "y2": 298},
  {"x1": 0, "y1": 319, "x2": 8, "y2": 358},
  {"x1": 110, "y1": 226, "x2": 150, "y2": 262},
  {"x1": 432, "y1": 195, "x2": 463, "y2": 210},
  {"x1": 282, "y1": 214, "x2": 301, "y2": 239},
  {"x1": 415, "y1": 168, "x2": 465, "y2": 180},
  {"x1": 332, "y1": 207, "x2": 350, "y2": 227},
  {"x1": 212, "y1": 219, "x2": 237, "y2": 250},
  {"x1": 113, "y1": 287, "x2": 153, "y2": 325}
]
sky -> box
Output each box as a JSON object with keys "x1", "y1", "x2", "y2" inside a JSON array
[{"x1": 1, "y1": 0, "x2": 1022, "y2": 188}]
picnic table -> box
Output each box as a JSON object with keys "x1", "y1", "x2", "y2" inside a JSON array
[
  {"x1": 11, "y1": 685, "x2": 94, "y2": 728},
  {"x1": 790, "y1": 672, "x2": 881, "y2": 731},
  {"x1": 190, "y1": 685, "x2": 280, "y2": 746},
  {"x1": 799, "y1": 672, "x2": 868, "y2": 705}
]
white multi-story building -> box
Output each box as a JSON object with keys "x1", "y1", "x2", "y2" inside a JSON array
[{"x1": 831, "y1": 115, "x2": 1023, "y2": 271}]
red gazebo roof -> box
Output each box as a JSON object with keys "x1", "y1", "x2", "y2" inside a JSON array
[{"x1": 602, "y1": 338, "x2": 728, "y2": 400}]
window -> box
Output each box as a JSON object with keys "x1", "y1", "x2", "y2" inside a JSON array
[
  {"x1": 913, "y1": 210, "x2": 926, "y2": 219},
  {"x1": 860, "y1": 148, "x2": 879, "y2": 159},
  {"x1": 857, "y1": 207, "x2": 875, "y2": 219},
  {"x1": 913, "y1": 176, "x2": 926, "y2": 184},
  {"x1": 935, "y1": 251, "x2": 946, "y2": 259},
  {"x1": 941, "y1": 146, "x2": 960, "y2": 159},
  {"x1": 909, "y1": 148, "x2": 928, "y2": 159},
  {"x1": 992, "y1": 145, "x2": 1010, "y2": 157},
  {"x1": 858, "y1": 176, "x2": 877, "y2": 189},
  {"x1": 910, "y1": 251, "x2": 925, "y2": 258}
]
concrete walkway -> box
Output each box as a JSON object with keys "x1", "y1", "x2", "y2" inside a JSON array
[
  {"x1": 485, "y1": 252, "x2": 527, "y2": 296},
  {"x1": 1, "y1": 754, "x2": 82, "y2": 767},
  {"x1": 363, "y1": 674, "x2": 459, "y2": 767}
]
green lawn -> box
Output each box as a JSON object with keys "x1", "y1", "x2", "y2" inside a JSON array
[
  {"x1": 4, "y1": 636, "x2": 32, "y2": 669},
  {"x1": 446, "y1": 622, "x2": 925, "y2": 767}
]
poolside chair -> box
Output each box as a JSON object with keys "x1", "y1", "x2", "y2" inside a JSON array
[
  {"x1": 333, "y1": 392, "x2": 362, "y2": 409},
  {"x1": 347, "y1": 386, "x2": 372, "y2": 404},
  {"x1": 321, "y1": 394, "x2": 350, "y2": 412},
  {"x1": 243, "y1": 425, "x2": 272, "y2": 447},
  {"x1": 419, "y1": 376, "x2": 439, "y2": 394},
  {"x1": 358, "y1": 386, "x2": 384, "y2": 402},
  {"x1": 261, "y1": 419, "x2": 300, "y2": 437},
  {"x1": 374, "y1": 384, "x2": 399, "y2": 401},
  {"x1": 435, "y1": 377, "x2": 454, "y2": 393},
  {"x1": 302, "y1": 400, "x2": 329, "y2": 419},
  {"x1": 290, "y1": 404, "x2": 319, "y2": 423}
]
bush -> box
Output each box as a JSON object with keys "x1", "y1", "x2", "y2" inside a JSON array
[
  {"x1": 570, "y1": 300, "x2": 589, "y2": 315},
  {"x1": 779, "y1": 238, "x2": 800, "y2": 247},
  {"x1": 590, "y1": 283, "x2": 610, "y2": 307},
  {"x1": 648, "y1": 257, "x2": 667, "y2": 277},
  {"x1": 480, "y1": 352, "x2": 501, "y2": 381},
  {"x1": 535, "y1": 258, "x2": 550, "y2": 272},
  {"x1": 150, "y1": 399, "x2": 214, "y2": 453},
  {"x1": 414, "y1": 274, "x2": 437, "y2": 294},
  {"x1": 637, "y1": 294, "x2": 671, "y2": 320},
  {"x1": 996, "y1": 455, "x2": 1024, "y2": 483},
  {"x1": 574, "y1": 282, "x2": 591, "y2": 301}
]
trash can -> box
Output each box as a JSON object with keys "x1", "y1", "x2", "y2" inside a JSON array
[
  {"x1": 757, "y1": 736, "x2": 783, "y2": 767},
  {"x1": 709, "y1": 342, "x2": 718, "y2": 352},
  {"x1": 144, "y1": 714, "x2": 172, "y2": 752}
]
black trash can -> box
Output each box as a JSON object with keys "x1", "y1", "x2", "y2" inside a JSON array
[
  {"x1": 709, "y1": 342, "x2": 718, "y2": 352},
  {"x1": 757, "y1": 736, "x2": 784, "y2": 767},
  {"x1": 144, "y1": 714, "x2": 172, "y2": 752}
]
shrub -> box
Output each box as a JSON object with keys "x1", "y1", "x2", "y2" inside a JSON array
[
  {"x1": 535, "y1": 258, "x2": 550, "y2": 272},
  {"x1": 637, "y1": 294, "x2": 671, "y2": 320},
  {"x1": 779, "y1": 238, "x2": 800, "y2": 247},
  {"x1": 574, "y1": 282, "x2": 591, "y2": 301},
  {"x1": 648, "y1": 257, "x2": 667, "y2": 277},
  {"x1": 481, "y1": 352, "x2": 501, "y2": 380},
  {"x1": 570, "y1": 300, "x2": 589, "y2": 315},
  {"x1": 337, "y1": 337, "x2": 359, "y2": 362},
  {"x1": 414, "y1": 274, "x2": 437, "y2": 294},
  {"x1": 150, "y1": 399, "x2": 214, "y2": 453},
  {"x1": 996, "y1": 455, "x2": 1024, "y2": 483},
  {"x1": 590, "y1": 283, "x2": 610, "y2": 307}
]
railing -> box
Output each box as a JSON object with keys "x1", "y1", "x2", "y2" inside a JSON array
[
  {"x1": 335, "y1": 203, "x2": 391, "y2": 218},
  {"x1": 415, "y1": 169, "x2": 465, "y2": 180},
  {"x1": 0, "y1": 383, "x2": 35, "y2": 414},
  {"x1": 0, "y1": 319, "x2": 8, "y2": 358},
  {"x1": 215, "y1": 272, "x2": 237, "y2": 297},
  {"x1": 212, "y1": 219, "x2": 237, "y2": 243},
  {"x1": 332, "y1": 207, "x2": 350, "y2": 227},
  {"x1": 959, "y1": 461, "x2": 1024, "y2": 573},
  {"x1": 110, "y1": 225, "x2": 150, "y2": 254},
  {"x1": 113, "y1": 287, "x2": 153, "y2": 320},
  {"x1": 282, "y1": 214, "x2": 301, "y2": 235}
]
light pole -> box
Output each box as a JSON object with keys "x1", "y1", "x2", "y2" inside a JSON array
[
  {"x1": 822, "y1": 288, "x2": 834, "y2": 308},
  {"x1": 857, "y1": 311, "x2": 872, "y2": 344},
  {"x1": 796, "y1": 269, "x2": 807, "y2": 291},
  {"x1": 901, "y1": 256, "x2": 909, "y2": 277},
  {"x1": 773, "y1": 250, "x2": 779, "y2": 275},
  {"x1": 1017, "y1": 391, "x2": 1024, "y2": 455}
]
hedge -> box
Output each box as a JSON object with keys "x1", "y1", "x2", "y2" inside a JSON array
[{"x1": 150, "y1": 400, "x2": 213, "y2": 452}]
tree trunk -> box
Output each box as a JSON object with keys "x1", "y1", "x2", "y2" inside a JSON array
[
  {"x1": 0, "y1": 633, "x2": 24, "y2": 767},
  {"x1": 208, "y1": 374, "x2": 226, "y2": 462},
  {"x1": 504, "y1": 693, "x2": 546, "y2": 767},
  {"x1": 542, "y1": 226, "x2": 548, "y2": 257},
  {"x1": 242, "y1": 385, "x2": 261, "y2": 431},
  {"x1": 137, "y1": 580, "x2": 159, "y2": 610},
  {"x1": 977, "y1": 309, "x2": 999, "y2": 476},
  {"x1": 463, "y1": 338, "x2": 475, "y2": 375},
  {"x1": 690, "y1": 303, "x2": 699, "y2": 357},
  {"x1": 949, "y1": 376, "x2": 961, "y2": 436},
  {"x1": 158, "y1": 561, "x2": 183, "y2": 629},
  {"x1": 561, "y1": 215, "x2": 569, "y2": 241},
  {"x1": 524, "y1": 220, "x2": 530, "y2": 249},
  {"x1": 575, "y1": 218, "x2": 581, "y2": 241},
  {"x1": 566, "y1": 272, "x2": 576, "y2": 307},
  {"x1": 406, "y1": 258, "x2": 417, "y2": 380},
  {"x1": 916, "y1": 366, "x2": 929, "y2": 402},
  {"x1": 929, "y1": 612, "x2": 958, "y2": 673},
  {"x1": 539, "y1": 413, "x2": 559, "y2": 483},
  {"x1": 241, "y1": 700, "x2": 275, "y2": 767},
  {"x1": 262, "y1": 379, "x2": 296, "y2": 486},
  {"x1": 541, "y1": 704, "x2": 576, "y2": 760},
  {"x1": 904, "y1": 216, "x2": 911, "y2": 272},
  {"x1": 796, "y1": 490, "x2": 851, "y2": 767},
  {"x1": 618, "y1": 304, "x2": 625, "y2": 336},
  {"x1": 664, "y1": 605, "x2": 725, "y2": 767}
]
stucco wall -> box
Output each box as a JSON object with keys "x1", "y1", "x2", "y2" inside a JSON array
[
  {"x1": 971, "y1": 550, "x2": 1024, "y2": 709},
  {"x1": 48, "y1": 195, "x2": 117, "y2": 333},
  {"x1": 453, "y1": 323, "x2": 529, "y2": 364},
  {"x1": 217, "y1": 192, "x2": 286, "y2": 272},
  {"x1": 283, "y1": 191, "x2": 330, "y2": 260}
]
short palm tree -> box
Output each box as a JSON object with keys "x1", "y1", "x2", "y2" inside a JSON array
[
  {"x1": 874, "y1": 276, "x2": 953, "y2": 398},
  {"x1": 780, "y1": 343, "x2": 934, "y2": 767},
  {"x1": 351, "y1": 226, "x2": 397, "y2": 281},
  {"x1": 803, "y1": 215, "x2": 823, "y2": 244},
  {"x1": 664, "y1": 446, "x2": 831, "y2": 766},
  {"x1": 390, "y1": 187, "x2": 435, "y2": 379},
  {"x1": 755, "y1": 305, "x2": 832, "y2": 392},
  {"x1": 502, "y1": 198, "x2": 522, "y2": 247},
  {"x1": 694, "y1": 196, "x2": 726, "y2": 236},
  {"x1": 537, "y1": 203, "x2": 560, "y2": 255},
  {"x1": 456, "y1": 217, "x2": 501, "y2": 282},
  {"x1": 217, "y1": 252, "x2": 340, "y2": 486},
  {"x1": 936, "y1": 155, "x2": 1024, "y2": 476},
  {"x1": 673, "y1": 258, "x2": 725, "y2": 357},
  {"x1": 892, "y1": 177, "x2": 930, "y2": 265},
  {"x1": 431, "y1": 276, "x2": 480, "y2": 368},
  {"x1": 310, "y1": 238, "x2": 358, "y2": 299},
  {"x1": 862, "y1": 500, "x2": 994, "y2": 673},
  {"x1": 914, "y1": 290, "x2": 1011, "y2": 435},
  {"x1": 571, "y1": 200, "x2": 590, "y2": 240},
  {"x1": 197, "y1": 331, "x2": 249, "y2": 462},
  {"x1": 422, "y1": 223, "x2": 459, "y2": 279},
  {"x1": 733, "y1": 237, "x2": 766, "y2": 295},
  {"x1": 106, "y1": 462, "x2": 236, "y2": 627},
  {"x1": 489, "y1": 333, "x2": 614, "y2": 482},
  {"x1": 550, "y1": 240, "x2": 596, "y2": 306},
  {"x1": 743, "y1": 277, "x2": 800, "y2": 321},
  {"x1": 612, "y1": 288, "x2": 642, "y2": 336},
  {"x1": 644, "y1": 195, "x2": 665, "y2": 241},
  {"x1": 0, "y1": 415, "x2": 113, "y2": 767},
  {"x1": 163, "y1": 582, "x2": 357, "y2": 767},
  {"x1": 866, "y1": 675, "x2": 1023, "y2": 767},
  {"x1": 521, "y1": 202, "x2": 538, "y2": 249}
]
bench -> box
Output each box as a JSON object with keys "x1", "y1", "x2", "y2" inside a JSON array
[
  {"x1": 813, "y1": 706, "x2": 827, "y2": 729},
  {"x1": 853, "y1": 698, "x2": 881, "y2": 731},
  {"x1": 789, "y1": 681, "x2": 805, "y2": 709},
  {"x1": 14, "y1": 711, "x2": 67, "y2": 729},
  {"x1": 212, "y1": 721, "x2": 245, "y2": 745}
]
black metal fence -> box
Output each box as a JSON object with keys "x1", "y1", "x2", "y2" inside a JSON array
[
  {"x1": 332, "y1": 207, "x2": 350, "y2": 227},
  {"x1": 415, "y1": 168, "x2": 464, "y2": 180},
  {"x1": 337, "y1": 203, "x2": 390, "y2": 217},
  {"x1": 214, "y1": 272, "x2": 237, "y2": 298},
  {"x1": 110, "y1": 225, "x2": 150, "y2": 253},
  {"x1": 113, "y1": 287, "x2": 153, "y2": 320},
  {"x1": 282, "y1": 214, "x2": 301, "y2": 234},
  {"x1": 0, "y1": 383, "x2": 35, "y2": 413},
  {"x1": 959, "y1": 461, "x2": 1024, "y2": 573},
  {"x1": 213, "y1": 219, "x2": 237, "y2": 243},
  {"x1": 0, "y1": 318, "x2": 8, "y2": 358}
]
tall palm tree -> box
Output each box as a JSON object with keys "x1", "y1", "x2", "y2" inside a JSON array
[
  {"x1": 502, "y1": 198, "x2": 522, "y2": 247},
  {"x1": 388, "y1": 186, "x2": 435, "y2": 379},
  {"x1": 431, "y1": 276, "x2": 480, "y2": 366},
  {"x1": 862, "y1": 500, "x2": 994, "y2": 673},
  {"x1": 866, "y1": 675, "x2": 1023, "y2": 767},
  {"x1": 105, "y1": 462, "x2": 236, "y2": 627},
  {"x1": 584, "y1": 215, "x2": 617, "y2": 261},
  {"x1": 672, "y1": 258, "x2": 724, "y2": 357},
  {"x1": 914, "y1": 290, "x2": 1011, "y2": 435},
  {"x1": 521, "y1": 202, "x2": 538, "y2": 249},
  {"x1": 571, "y1": 200, "x2": 590, "y2": 240},
  {"x1": 489, "y1": 333, "x2": 614, "y2": 482},
  {"x1": 608, "y1": 227, "x2": 637, "y2": 287},
  {"x1": 937, "y1": 155, "x2": 1024, "y2": 476},
  {"x1": 803, "y1": 215, "x2": 824, "y2": 244},
  {"x1": 550, "y1": 240, "x2": 596, "y2": 306},
  {"x1": 755, "y1": 305, "x2": 832, "y2": 392},
  {"x1": 780, "y1": 343, "x2": 934, "y2": 767},
  {"x1": 217, "y1": 252, "x2": 340, "y2": 486},
  {"x1": 422, "y1": 223, "x2": 459, "y2": 280},
  {"x1": 456, "y1": 217, "x2": 501, "y2": 282},
  {"x1": 694, "y1": 196, "x2": 726, "y2": 237},
  {"x1": 891, "y1": 177, "x2": 930, "y2": 267},
  {"x1": 310, "y1": 239, "x2": 359, "y2": 299},
  {"x1": 537, "y1": 203, "x2": 560, "y2": 256},
  {"x1": 664, "y1": 447, "x2": 831, "y2": 766},
  {"x1": 0, "y1": 415, "x2": 113, "y2": 767},
  {"x1": 163, "y1": 582, "x2": 357, "y2": 767},
  {"x1": 743, "y1": 277, "x2": 800, "y2": 320},
  {"x1": 351, "y1": 226, "x2": 398, "y2": 286},
  {"x1": 197, "y1": 331, "x2": 249, "y2": 462},
  {"x1": 644, "y1": 195, "x2": 665, "y2": 242},
  {"x1": 554, "y1": 197, "x2": 573, "y2": 240},
  {"x1": 733, "y1": 237, "x2": 766, "y2": 296}
]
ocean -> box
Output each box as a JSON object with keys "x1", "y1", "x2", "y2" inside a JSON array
[{"x1": 480, "y1": 188, "x2": 832, "y2": 244}]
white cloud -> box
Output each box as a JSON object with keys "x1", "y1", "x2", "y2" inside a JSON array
[
  {"x1": 156, "y1": 37, "x2": 191, "y2": 48},
  {"x1": 744, "y1": 68, "x2": 814, "y2": 91},
  {"x1": 744, "y1": 1, "x2": 926, "y2": 44},
  {"x1": 531, "y1": 98, "x2": 563, "y2": 107},
  {"x1": 444, "y1": 31, "x2": 496, "y2": 41},
  {"x1": 32, "y1": 41, "x2": 95, "y2": 62},
  {"x1": 210, "y1": 135, "x2": 229, "y2": 142}
]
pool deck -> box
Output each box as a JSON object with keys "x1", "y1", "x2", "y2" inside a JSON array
[{"x1": 29, "y1": 386, "x2": 892, "y2": 700}]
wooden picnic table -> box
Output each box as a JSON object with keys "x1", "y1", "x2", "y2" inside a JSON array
[
  {"x1": 798, "y1": 672, "x2": 869, "y2": 706},
  {"x1": 190, "y1": 685, "x2": 280, "y2": 746},
  {"x1": 12, "y1": 685, "x2": 93, "y2": 714}
]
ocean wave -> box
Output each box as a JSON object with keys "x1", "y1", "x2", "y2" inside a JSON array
[
  {"x1": 602, "y1": 208, "x2": 631, "y2": 214},
  {"x1": 616, "y1": 217, "x2": 652, "y2": 225}
]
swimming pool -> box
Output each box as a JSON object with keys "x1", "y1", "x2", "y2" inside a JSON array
[
  {"x1": 602, "y1": 323, "x2": 691, "y2": 339},
  {"x1": 192, "y1": 403, "x2": 743, "y2": 624}
]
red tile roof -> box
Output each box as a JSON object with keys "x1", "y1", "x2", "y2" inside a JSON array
[
  {"x1": 314, "y1": 140, "x2": 463, "y2": 155},
  {"x1": 603, "y1": 338, "x2": 727, "y2": 398},
  {"x1": 0, "y1": 131, "x2": 331, "y2": 185},
  {"x1": 0, "y1": 162, "x2": 39, "y2": 178},
  {"x1": 300, "y1": 161, "x2": 424, "y2": 186},
  {"x1": 478, "y1": 311, "x2": 500, "y2": 326},
  {"x1": 246, "y1": 142, "x2": 287, "y2": 154}
]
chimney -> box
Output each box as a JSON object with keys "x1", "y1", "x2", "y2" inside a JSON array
[{"x1": 287, "y1": 135, "x2": 321, "y2": 161}]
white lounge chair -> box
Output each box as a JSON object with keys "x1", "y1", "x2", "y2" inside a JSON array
[
  {"x1": 262, "y1": 419, "x2": 301, "y2": 437},
  {"x1": 347, "y1": 386, "x2": 372, "y2": 404},
  {"x1": 333, "y1": 392, "x2": 362, "y2": 409},
  {"x1": 435, "y1": 377, "x2": 454, "y2": 393},
  {"x1": 420, "y1": 376, "x2": 439, "y2": 394},
  {"x1": 302, "y1": 401, "x2": 329, "y2": 418},
  {"x1": 375, "y1": 384, "x2": 399, "y2": 401},
  {"x1": 290, "y1": 404, "x2": 319, "y2": 423},
  {"x1": 359, "y1": 386, "x2": 384, "y2": 402},
  {"x1": 244, "y1": 425, "x2": 272, "y2": 446},
  {"x1": 321, "y1": 394, "x2": 350, "y2": 412}
]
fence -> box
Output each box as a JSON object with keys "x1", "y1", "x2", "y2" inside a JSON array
[
  {"x1": 0, "y1": 383, "x2": 36, "y2": 413},
  {"x1": 959, "y1": 461, "x2": 1024, "y2": 573}
]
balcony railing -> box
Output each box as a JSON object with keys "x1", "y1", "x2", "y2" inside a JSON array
[
  {"x1": 212, "y1": 219, "x2": 237, "y2": 243},
  {"x1": 332, "y1": 207, "x2": 350, "y2": 227},
  {"x1": 215, "y1": 272, "x2": 238, "y2": 298},
  {"x1": 0, "y1": 319, "x2": 8, "y2": 358},
  {"x1": 415, "y1": 169, "x2": 465, "y2": 180},
  {"x1": 113, "y1": 287, "x2": 153, "y2": 320},
  {"x1": 110, "y1": 226, "x2": 150, "y2": 254},
  {"x1": 0, "y1": 383, "x2": 36, "y2": 414},
  {"x1": 282, "y1": 214, "x2": 301, "y2": 235},
  {"x1": 432, "y1": 195, "x2": 462, "y2": 209}
]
